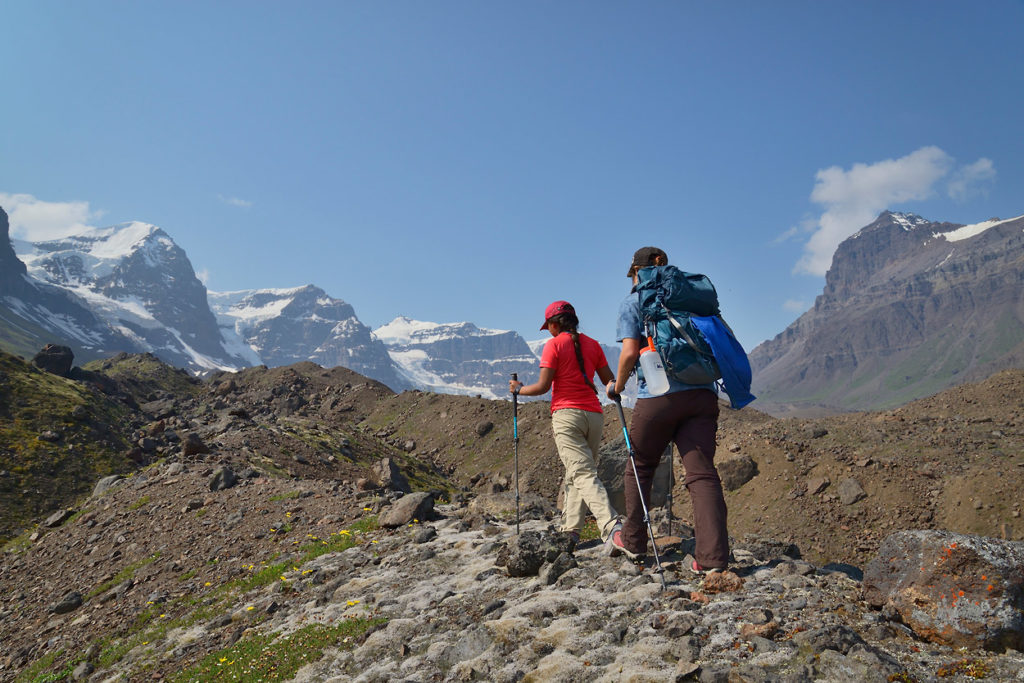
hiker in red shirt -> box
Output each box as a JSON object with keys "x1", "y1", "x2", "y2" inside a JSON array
[{"x1": 510, "y1": 301, "x2": 622, "y2": 551}]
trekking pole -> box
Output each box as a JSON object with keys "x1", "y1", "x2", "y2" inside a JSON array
[
  {"x1": 610, "y1": 393, "x2": 667, "y2": 590},
  {"x1": 667, "y1": 445, "x2": 674, "y2": 537},
  {"x1": 511, "y1": 373, "x2": 520, "y2": 535}
]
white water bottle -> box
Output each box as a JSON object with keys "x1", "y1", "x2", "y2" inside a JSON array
[{"x1": 639, "y1": 337, "x2": 670, "y2": 396}]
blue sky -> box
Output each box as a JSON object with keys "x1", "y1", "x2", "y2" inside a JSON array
[{"x1": 2, "y1": 1, "x2": 1022, "y2": 351}]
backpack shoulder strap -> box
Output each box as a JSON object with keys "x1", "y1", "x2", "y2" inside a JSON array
[{"x1": 662, "y1": 303, "x2": 714, "y2": 359}]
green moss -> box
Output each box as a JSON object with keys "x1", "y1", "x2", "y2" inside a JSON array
[
  {"x1": 13, "y1": 647, "x2": 64, "y2": 682},
  {"x1": 81, "y1": 352, "x2": 202, "y2": 403},
  {"x1": 86, "y1": 553, "x2": 161, "y2": 600},
  {"x1": 1, "y1": 351, "x2": 136, "y2": 542},
  {"x1": 128, "y1": 495, "x2": 151, "y2": 511}
]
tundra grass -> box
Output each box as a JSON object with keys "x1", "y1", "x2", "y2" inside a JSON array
[
  {"x1": 169, "y1": 616, "x2": 387, "y2": 682},
  {"x1": 84, "y1": 516, "x2": 384, "y2": 680}
]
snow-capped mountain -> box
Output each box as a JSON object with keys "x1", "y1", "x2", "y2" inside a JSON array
[
  {"x1": 375, "y1": 317, "x2": 540, "y2": 399},
  {"x1": 14, "y1": 221, "x2": 251, "y2": 371},
  {"x1": 1, "y1": 207, "x2": 134, "y2": 361},
  {"x1": 209, "y1": 286, "x2": 409, "y2": 391},
  {"x1": 2, "y1": 204, "x2": 624, "y2": 398},
  {"x1": 374, "y1": 317, "x2": 629, "y2": 402}
]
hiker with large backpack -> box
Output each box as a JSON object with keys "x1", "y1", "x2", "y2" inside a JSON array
[
  {"x1": 509, "y1": 301, "x2": 623, "y2": 551},
  {"x1": 606, "y1": 247, "x2": 754, "y2": 573}
]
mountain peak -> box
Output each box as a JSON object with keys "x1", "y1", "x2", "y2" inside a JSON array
[
  {"x1": 0, "y1": 206, "x2": 28, "y2": 284},
  {"x1": 853, "y1": 211, "x2": 931, "y2": 239},
  {"x1": 375, "y1": 317, "x2": 509, "y2": 346}
]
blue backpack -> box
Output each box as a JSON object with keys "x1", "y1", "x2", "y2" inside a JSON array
[{"x1": 634, "y1": 266, "x2": 756, "y2": 409}]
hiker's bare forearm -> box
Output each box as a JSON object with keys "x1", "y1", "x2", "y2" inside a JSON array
[{"x1": 614, "y1": 339, "x2": 640, "y2": 394}]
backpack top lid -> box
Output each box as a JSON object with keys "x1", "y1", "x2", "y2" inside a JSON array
[{"x1": 633, "y1": 265, "x2": 720, "y2": 318}]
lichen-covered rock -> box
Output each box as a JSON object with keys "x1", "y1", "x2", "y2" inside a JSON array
[
  {"x1": 863, "y1": 530, "x2": 1024, "y2": 651},
  {"x1": 495, "y1": 530, "x2": 575, "y2": 577}
]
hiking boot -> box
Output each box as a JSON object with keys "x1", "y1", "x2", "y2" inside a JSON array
[
  {"x1": 691, "y1": 559, "x2": 724, "y2": 575},
  {"x1": 601, "y1": 522, "x2": 622, "y2": 557},
  {"x1": 566, "y1": 530, "x2": 580, "y2": 547},
  {"x1": 606, "y1": 529, "x2": 642, "y2": 560}
]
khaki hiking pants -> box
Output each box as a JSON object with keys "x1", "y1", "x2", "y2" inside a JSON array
[{"x1": 551, "y1": 408, "x2": 621, "y2": 541}]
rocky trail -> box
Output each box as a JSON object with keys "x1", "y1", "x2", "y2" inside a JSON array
[
  {"x1": 2, "y1": 350, "x2": 1024, "y2": 681},
  {"x1": 2, "y1": 455, "x2": 1024, "y2": 681}
]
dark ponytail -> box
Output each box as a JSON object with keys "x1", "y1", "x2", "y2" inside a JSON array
[{"x1": 549, "y1": 312, "x2": 597, "y2": 395}]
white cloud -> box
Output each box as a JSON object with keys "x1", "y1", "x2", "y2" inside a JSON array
[
  {"x1": 783, "y1": 299, "x2": 809, "y2": 313},
  {"x1": 794, "y1": 147, "x2": 995, "y2": 276},
  {"x1": 218, "y1": 194, "x2": 253, "y2": 208},
  {"x1": 196, "y1": 268, "x2": 211, "y2": 285},
  {"x1": 0, "y1": 192, "x2": 101, "y2": 240},
  {"x1": 947, "y1": 158, "x2": 996, "y2": 201}
]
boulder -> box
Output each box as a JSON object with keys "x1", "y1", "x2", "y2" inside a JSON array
[
  {"x1": 837, "y1": 477, "x2": 867, "y2": 505},
  {"x1": 863, "y1": 530, "x2": 1024, "y2": 651},
  {"x1": 209, "y1": 467, "x2": 238, "y2": 492},
  {"x1": 495, "y1": 530, "x2": 576, "y2": 577},
  {"x1": 50, "y1": 590, "x2": 83, "y2": 615},
  {"x1": 717, "y1": 455, "x2": 759, "y2": 491},
  {"x1": 538, "y1": 551, "x2": 577, "y2": 585},
  {"x1": 372, "y1": 457, "x2": 411, "y2": 493},
  {"x1": 379, "y1": 491, "x2": 434, "y2": 528},
  {"x1": 467, "y1": 492, "x2": 549, "y2": 522},
  {"x1": 594, "y1": 439, "x2": 672, "y2": 512},
  {"x1": 181, "y1": 433, "x2": 210, "y2": 456},
  {"x1": 44, "y1": 509, "x2": 75, "y2": 528},
  {"x1": 92, "y1": 475, "x2": 124, "y2": 498},
  {"x1": 32, "y1": 344, "x2": 74, "y2": 376},
  {"x1": 807, "y1": 477, "x2": 830, "y2": 495}
]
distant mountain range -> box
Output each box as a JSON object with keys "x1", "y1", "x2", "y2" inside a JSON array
[
  {"x1": 4, "y1": 204, "x2": 1020, "y2": 412},
  {"x1": 0, "y1": 206, "x2": 552, "y2": 397},
  {"x1": 749, "y1": 211, "x2": 1024, "y2": 415}
]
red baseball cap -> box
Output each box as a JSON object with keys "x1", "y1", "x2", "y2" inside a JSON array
[{"x1": 540, "y1": 300, "x2": 575, "y2": 330}]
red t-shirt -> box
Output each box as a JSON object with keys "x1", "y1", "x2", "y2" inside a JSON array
[{"x1": 539, "y1": 332, "x2": 608, "y2": 414}]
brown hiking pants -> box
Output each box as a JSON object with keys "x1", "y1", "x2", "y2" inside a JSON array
[{"x1": 622, "y1": 388, "x2": 729, "y2": 568}]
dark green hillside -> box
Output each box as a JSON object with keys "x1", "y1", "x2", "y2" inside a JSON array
[
  {"x1": 81, "y1": 351, "x2": 203, "y2": 404},
  {"x1": 0, "y1": 304, "x2": 57, "y2": 362},
  {"x1": 0, "y1": 350, "x2": 136, "y2": 541}
]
